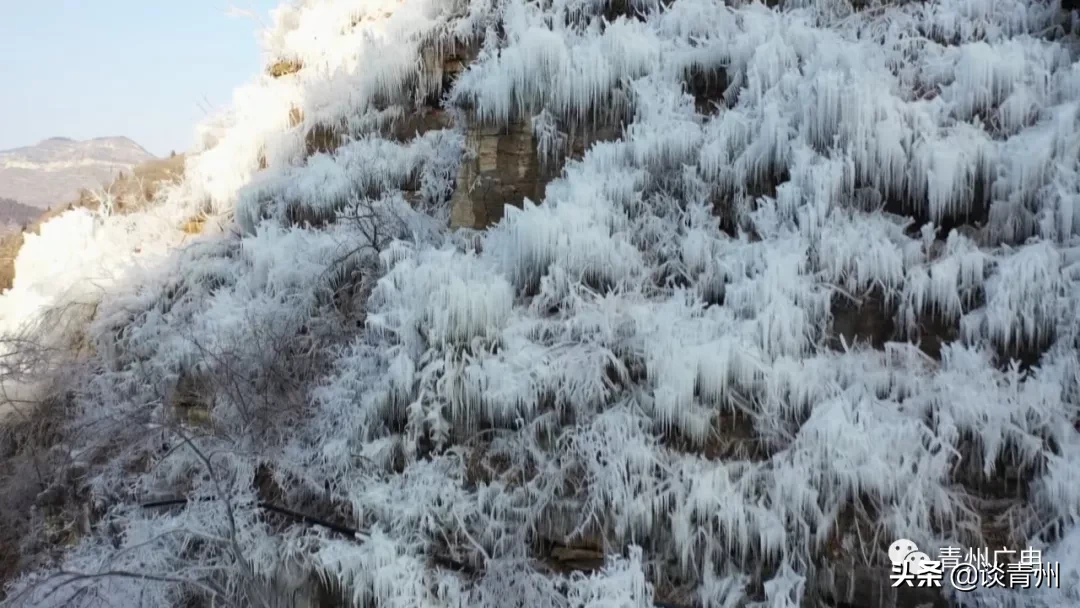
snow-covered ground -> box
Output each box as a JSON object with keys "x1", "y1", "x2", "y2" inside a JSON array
[{"x1": 2, "y1": 0, "x2": 1080, "y2": 606}]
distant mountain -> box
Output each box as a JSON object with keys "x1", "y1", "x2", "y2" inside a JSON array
[
  {"x1": 0, "y1": 197, "x2": 39, "y2": 235},
  {"x1": 0, "y1": 136, "x2": 157, "y2": 209}
]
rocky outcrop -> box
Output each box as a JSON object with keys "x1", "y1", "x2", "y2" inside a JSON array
[
  {"x1": 446, "y1": 116, "x2": 622, "y2": 229},
  {"x1": 449, "y1": 122, "x2": 549, "y2": 229},
  {"x1": 420, "y1": 40, "x2": 628, "y2": 229},
  {"x1": 273, "y1": 41, "x2": 629, "y2": 232},
  {"x1": 268, "y1": 59, "x2": 304, "y2": 79},
  {"x1": 448, "y1": 121, "x2": 625, "y2": 229}
]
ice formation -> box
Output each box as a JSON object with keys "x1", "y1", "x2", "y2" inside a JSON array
[{"x1": 2, "y1": 0, "x2": 1080, "y2": 607}]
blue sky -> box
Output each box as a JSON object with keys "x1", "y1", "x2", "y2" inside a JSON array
[{"x1": 1, "y1": 0, "x2": 282, "y2": 157}]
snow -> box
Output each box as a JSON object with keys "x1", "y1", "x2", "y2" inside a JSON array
[{"x1": 3, "y1": 0, "x2": 1080, "y2": 606}]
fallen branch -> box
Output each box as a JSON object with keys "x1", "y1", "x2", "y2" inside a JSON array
[{"x1": 141, "y1": 496, "x2": 363, "y2": 539}]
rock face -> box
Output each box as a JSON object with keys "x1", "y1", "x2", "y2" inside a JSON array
[
  {"x1": 447, "y1": 120, "x2": 623, "y2": 229},
  {"x1": 274, "y1": 41, "x2": 625, "y2": 232},
  {"x1": 0, "y1": 136, "x2": 157, "y2": 209},
  {"x1": 449, "y1": 122, "x2": 549, "y2": 229}
]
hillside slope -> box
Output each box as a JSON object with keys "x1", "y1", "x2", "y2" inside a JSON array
[
  {"x1": 0, "y1": 199, "x2": 40, "y2": 235},
  {"x1": 0, "y1": 137, "x2": 156, "y2": 209},
  {"x1": 2, "y1": 1, "x2": 1080, "y2": 607}
]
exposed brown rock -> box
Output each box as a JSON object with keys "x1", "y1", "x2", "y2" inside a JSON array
[
  {"x1": 450, "y1": 122, "x2": 549, "y2": 230},
  {"x1": 181, "y1": 216, "x2": 207, "y2": 235},
  {"x1": 306, "y1": 122, "x2": 344, "y2": 156},
  {"x1": 289, "y1": 106, "x2": 304, "y2": 129},
  {"x1": 547, "y1": 545, "x2": 607, "y2": 572},
  {"x1": 562, "y1": 125, "x2": 623, "y2": 163},
  {"x1": 268, "y1": 58, "x2": 304, "y2": 79},
  {"x1": 389, "y1": 108, "x2": 455, "y2": 141},
  {"x1": 283, "y1": 44, "x2": 469, "y2": 158},
  {"x1": 375, "y1": 38, "x2": 632, "y2": 231},
  {"x1": 537, "y1": 533, "x2": 609, "y2": 574},
  {"x1": 449, "y1": 121, "x2": 621, "y2": 230},
  {"x1": 0, "y1": 232, "x2": 23, "y2": 292},
  {"x1": 419, "y1": 40, "x2": 481, "y2": 106},
  {"x1": 281, "y1": 106, "x2": 348, "y2": 159}
]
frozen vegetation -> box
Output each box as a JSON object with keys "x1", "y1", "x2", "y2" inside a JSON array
[{"x1": 1, "y1": 0, "x2": 1080, "y2": 606}]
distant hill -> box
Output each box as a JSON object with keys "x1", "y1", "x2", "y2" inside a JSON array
[{"x1": 0, "y1": 136, "x2": 157, "y2": 209}]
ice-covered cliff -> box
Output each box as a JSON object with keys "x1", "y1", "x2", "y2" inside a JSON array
[{"x1": 2, "y1": 1, "x2": 1080, "y2": 607}]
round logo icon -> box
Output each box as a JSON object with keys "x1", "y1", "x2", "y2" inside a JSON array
[{"x1": 888, "y1": 538, "x2": 919, "y2": 565}]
